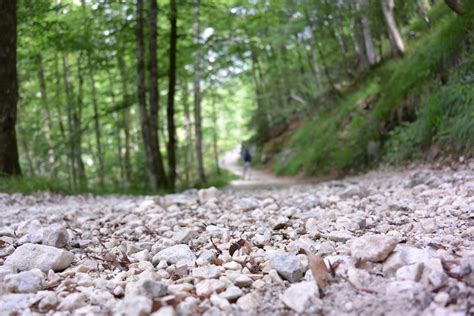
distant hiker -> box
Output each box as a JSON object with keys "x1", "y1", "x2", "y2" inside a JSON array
[{"x1": 243, "y1": 148, "x2": 252, "y2": 180}]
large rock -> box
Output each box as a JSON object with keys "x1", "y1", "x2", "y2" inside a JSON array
[
  {"x1": 152, "y1": 244, "x2": 196, "y2": 265},
  {"x1": 270, "y1": 252, "x2": 304, "y2": 282},
  {"x1": 281, "y1": 281, "x2": 319, "y2": 313},
  {"x1": 350, "y1": 234, "x2": 398, "y2": 262},
  {"x1": 119, "y1": 295, "x2": 152, "y2": 316},
  {"x1": 5, "y1": 243, "x2": 74, "y2": 272},
  {"x1": 4, "y1": 269, "x2": 44, "y2": 293},
  {"x1": 42, "y1": 224, "x2": 69, "y2": 248},
  {"x1": 383, "y1": 245, "x2": 435, "y2": 276}
]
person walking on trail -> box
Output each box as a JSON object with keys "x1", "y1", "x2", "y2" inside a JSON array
[{"x1": 243, "y1": 148, "x2": 252, "y2": 180}]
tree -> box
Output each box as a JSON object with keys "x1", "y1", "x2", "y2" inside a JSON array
[
  {"x1": 136, "y1": 0, "x2": 168, "y2": 191},
  {"x1": 380, "y1": 0, "x2": 405, "y2": 56},
  {"x1": 193, "y1": 0, "x2": 206, "y2": 184},
  {"x1": 167, "y1": 0, "x2": 178, "y2": 190},
  {"x1": 444, "y1": 0, "x2": 465, "y2": 15},
  {"x1": 0, "y1": 0, "x2": 22, "y2": 176}
]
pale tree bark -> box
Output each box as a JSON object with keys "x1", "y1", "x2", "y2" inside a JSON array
[
  {"x1": 117, "y1": 53, "x2": 132, "y2": 185},
  {"x1": 87, "y1": 54, "x2": 105, "y2": 185},
  {"x1": 0, "y1": 0, "x2": 22, "y2": 176},
  {"x1": 37, "y1": 55, "x2": 57, "y2": 177},
  {"x1": 75, "y1": 53, "x2": 87, "y2": 189},
  {"x1": 380, "y1": 0, "x2": 405, "y2": 56},
  {"x1": 210, "y1": 94, "x2": 220, "y2": 175},
  {"x1": 181, "y1": 80, "x2": 194, "y2": 183},
  {"x1": 108, "y1": 69, "x2": 124, "y2": 187},
  {"x1": 358, "y1": 0, "x2": 377, "y2": 65},
  {"x1": 62, "y1": 53, "x2": 77, "y2": 187},
  {"x1": 193, "y1": 0, "x2": 206, "y2": 184},
  {"x1": 167, "y1": 0, "x2": 178, "y2": 190}
]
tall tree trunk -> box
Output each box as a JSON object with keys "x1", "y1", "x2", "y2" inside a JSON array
[
  {"x1": 75, "y1": 53, "x2": 87, "y2": 189},
  {"x1": 166, "y1": 0, "x2": 178, "y2": 190},
  {"x1": 358, "y1": 0, "x2": 377, "y2": 65},
  {"x1": 62, "y1": 53, "x2": 77, "y2": 188},
  {"x1": 380, "y1": 0, "x2": 406, "y2": 56},
  {"x1": 37, "y1": 55, "x2": 57, "y2": 177},
  {"x1": 193, "y1": 0, "x2": 206, "y2": 184},
  {"x1": 117, "y1": 53, "x2": 132, "y2": 186},
  {"x1": 182, "y1": 80, "x2": 194, "y2": 183},
  {"x1": 136, "y1": 0, "x2": 167, "y2": 191},
  {"x1": 19, "y1": 131, "x2": 35, "y2": 176},
  {"x1": 148, "y1": 0, "x2": 168, "y2": 189},
  {"x1": 0, "y1": 0, "x2": 22, "y2": 176},
  {"x1": 108, "y1": 70, "x2": 124, "y2": 187},
  {"x1": 87, "y1": 54, "x2": 105, "y2": 185},
  {"x1": 210, "y1": 94, "x2": 220, "y2": 175}
]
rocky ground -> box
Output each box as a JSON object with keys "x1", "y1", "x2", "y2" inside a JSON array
[{"x1": 0, "y1": 160, "x2": 473, "y2": 315}]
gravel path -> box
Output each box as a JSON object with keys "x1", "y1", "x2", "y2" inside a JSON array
[{"x1": 0, "y1": 160, "x2": 473, "y2": 315}]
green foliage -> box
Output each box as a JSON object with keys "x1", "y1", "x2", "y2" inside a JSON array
[{"x1": 274, "y1": 4, "x2": 474, "y2": 176}]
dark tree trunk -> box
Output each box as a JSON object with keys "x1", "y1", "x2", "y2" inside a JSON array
[
  {"x1": 444, "y1": 0, "x2": 465, "y2": 15},
  {"x1": 193, "y1": 0, "x2": 206, "y2": 184},
  {"x1": 167, "y1": 0, "x2": 178, "y2": 190},
  {"x1": 148, "y1": 0, "x2": 168, "y2": 189},
  {"x1": 0, "y1": 0, "x2": 22, "y2": 176},
  {"x1": 75, "y1": 53, "x2": 87, "y2": 190}
]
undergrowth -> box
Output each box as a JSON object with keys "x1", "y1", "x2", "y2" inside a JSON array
[{"x1": 274, "y1": 4, "x2": 474, "y2": 176}]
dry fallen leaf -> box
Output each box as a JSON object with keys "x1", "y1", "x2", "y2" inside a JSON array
[
  {"x1": 230, "y1": 238, "x2": 253, "y2": 256},
  {"x1": 304, "y1": 249, "x2": 330, "y2": 290}
]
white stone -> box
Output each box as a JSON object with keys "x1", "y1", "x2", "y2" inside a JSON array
[
  {"x1": 152, "y1": 306, "x2": 176, "y2": 316},
  {"x1": 172, "y1": 229, "x2": 197, "y2": 244},
  {"x1": 152, "y1": 244, "x2": 195, "y2": 265},
  {"x1": 58, "y1": 293, "x2": 87, "y2": 311},
  {"x1": 220, "y1": 286, "x2": 243, "y2": 301},
  {"x1": 126, "y1": 279, "x2": 167, "y2": 299},
  {"x1": 198, "y1": 187, "x2": 219, "y2": 203},
  {"x1": 396, "y1": 263, "x2": 424, "y2": 282},
  {"x1": 223, "y1": 261, "x2": 242, "y2": 271},
  {"x1": 0, "y1": 265, "x2": 16, "y2": 282},
  {"x1": 42, "y1": 224, "x2": 69, "y2": 248},
  {"x1": 4, "y1": 269, "x2": 44, "y2": 293},
  {"x1": 350, "y1": 234, "x2": 398, "y2": 262},
  {"x1": 192, "y1": 265, "x2": 221, "y2": 279},
  {"x1": 326, "y1": 230, "x2": 353, "y2": 242},
  {"x1": 5, "y1": 243, "x2": 74, "y2": 272},
  {"x1": 119, "y1": 295, "x2": 152, "y2": 316},
  {"x1": 347, "y1": 268, "x2": 371, "y2": 290},
  {"x1": 236, "y1": 292, "x2": 259, "y2": 311},
  {"x1": 234, "y1": 274, "x2": 253, "y2": 287},
  {"x1": 195, "y1": 279, "x2": 226, "y2": 297},
  {"x1": 270, "y1": 252, "x2": 303, "y2": 282},
  {"x1": 281, "y1": 281, "x2": 319, "y2": 313}
]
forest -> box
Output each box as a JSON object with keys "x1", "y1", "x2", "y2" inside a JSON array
[{"x1": 0, "y1": 0, "x2": 472, "y2": 194}]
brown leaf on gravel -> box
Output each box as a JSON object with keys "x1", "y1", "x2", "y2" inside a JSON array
[
  {"x1": 210, "y1": 237, "x2": 222, "y2": 255},
  {"x1": 211, "y1": 258, "x2": 224, "y2": 266},
  {"x1": 171, "y1": 265, "x2": 189, "y2": 281},
  {"x1": 230, "y1": 238, "x2": 252, "y2": 256},
  {"x1": 304, "y1": 249, "x2": 330, "y2": 290},
  {"x1": 0, "y1": 240, "x2": 5, "y2": 248}
]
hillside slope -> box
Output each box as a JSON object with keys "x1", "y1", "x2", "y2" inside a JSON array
[{"x1": 263, "y1": 4, "x2": 474, "y2": 177}]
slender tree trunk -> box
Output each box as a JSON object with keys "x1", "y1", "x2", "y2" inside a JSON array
[
  {"x1": 87, "y1": 54, "x2": 105, "y2": 185},
  {"x1": 166, "y1": 0, "x2": 178, "y2": 190},
  {"x1": 75, "y1": 53, "x2": 87, "y2": 189},
  {"x1": 62, "y1": 53, "x2": 77, "y2": 188},
  {"x1": 210, "y1": 95, "x2": 220, "y2": 175},
  {"x1": 182, "y1": 80, "x2": 194, "y2": 183},
  {"x1": 148, "y1": 0, "x2": 168, "y2": 189},
  {"x1": 108, "y1": 70, "x2": 124, "y2": 187},
  {"x1": 117, "y1": 53, "x2": 132, "y2": 186},
  {"x1": 358, "y1": 0, "x2": 377, "y2": 65},
  {"x1": 380, "y1": 0, "x2": 405, "y2": 56},
  {"x1": 0, "y1": 0, "x2": 22, "y2": 176},
  {"x1": 193, "y1": 0, "x2": 206, "y2": 184},
  {"x1": 19, "y1": 131, "x2": 35, "y2": 176},
  {"x1": 37, "y1": 55, "x2": 57, "y2": 177}
]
